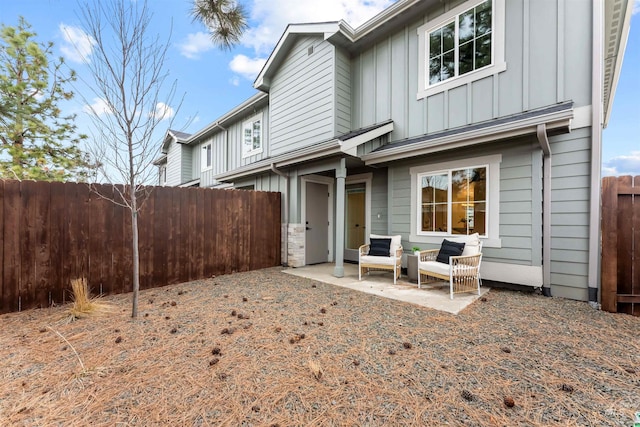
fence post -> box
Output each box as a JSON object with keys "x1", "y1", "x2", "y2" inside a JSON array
[{"x1": 600, "y1": 176, "x2": 618, "y2": 312}]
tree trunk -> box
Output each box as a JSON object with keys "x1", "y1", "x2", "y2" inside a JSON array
[{"x1": 130, "y1": 194, "x2": 140, "y2": 318}]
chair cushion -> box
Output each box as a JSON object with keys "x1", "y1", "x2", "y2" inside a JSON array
[
  {"x1": 418, "y1": 260, "x2": 450, "y2": 277},
  {"x1": 360, "y1": 255, "x2": 397, "y2": 266},
  {"x1": 448, "y1": 233, "x2": 481, "y2": 256},
  {"x1": 368, "y1": 238, "x2": 391, "y2": 256},
  {"x1": 370, "y1": 234, "x2": 402, "y2": 256},
  {"x1": 436, "y1": 239, "x2": 465, "y2": 264}
]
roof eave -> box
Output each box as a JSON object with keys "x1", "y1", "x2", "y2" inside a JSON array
[{"x1": 363, "y1": 108, "x2": 574, "y2": 165}]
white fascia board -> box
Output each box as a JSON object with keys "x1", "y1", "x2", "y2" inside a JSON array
[
  {"x1": 603, "y1": 0, "x2": 633, "y2": 128},
  {"x1": 339, "y1": 121, "x2": 394, "y2": 156},
  {"x1": 363, "y1": 109, "x2": 573, "y2": 165},
  {"x1": 215, "y1": 140, "x2": 342, "y2": 182}
]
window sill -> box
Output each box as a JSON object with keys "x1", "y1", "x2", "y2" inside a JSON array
[
  {"x1": 417, "y1": 61, "x2": 506, "y2": 100},
  {"x1": 242, "y1": 149, "x2": 263, "y2": 159},
  {"x1": 409, "y1": 233, "x2": 502, "y2": 248}
]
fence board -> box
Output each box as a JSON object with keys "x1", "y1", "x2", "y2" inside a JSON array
[
  {"x1": 601, "y1": 175, "x2": 639, "y2": 315},
  {"x1": 0, "y1": 180, "x2": 281, "y2": 314},
  {"x1": 3, "y1": 181, "x2": 20, "y2": 312}
]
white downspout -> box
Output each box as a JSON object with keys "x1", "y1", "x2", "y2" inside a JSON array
[
  {"x1": 588, "y1": 0, "x2": 604, "y2": 308},
  {"x1": 537, "y1": 124, "x2": 552, "y2": 296},
  {"x1": 271, "y1": 164, "x2": 289, "y2": 267}
]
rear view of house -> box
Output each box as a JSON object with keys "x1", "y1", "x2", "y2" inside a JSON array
[{"x1": 156, "y1": 0, "x2": 633, "y2": 304}]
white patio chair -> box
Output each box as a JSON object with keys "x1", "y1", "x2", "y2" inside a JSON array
[{"x1": 358, "y1": 234, "x2": 402, "y2": 284}]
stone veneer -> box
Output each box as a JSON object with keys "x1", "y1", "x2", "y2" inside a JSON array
[{"x1": 286, "y1": 223, "x2": 305, "y2": 267}]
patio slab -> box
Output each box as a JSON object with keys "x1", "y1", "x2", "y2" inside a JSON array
[{"x1": 282, "y1": 263, "x2": 489, "y2": 315}]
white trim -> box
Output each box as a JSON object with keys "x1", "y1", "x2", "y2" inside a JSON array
[
  {"x1": 241, "y1": 112, "x2": 264, "y2": 159},
  {"x1": 481, "y1": 262, "x2": 542, "y2": 287},
  {"x1": 572, "y1": 105, "x2": 592, "y2": 129},
  {"x1": 409, "y1": 154, "x2": 501, "y2": 247},
  {"x1": 339, "y1": 122, "x2": 394, "y2": 156},
  {"x1": 417, "y1": 0, "x2": 506, "y2": 100},
  {"x1": 301, "y1": 175, "x2": 335, "y2": 264},
  {"x1": 201, "y1": 143, "x2": 212, "y2": 172}
]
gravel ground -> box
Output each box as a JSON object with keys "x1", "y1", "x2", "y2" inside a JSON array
[{"x1": 1, "y1": 267, "x2": 638, "y2": 426}]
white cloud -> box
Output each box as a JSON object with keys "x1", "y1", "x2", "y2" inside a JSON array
[
  {"x1": 177, "y1": 32, "x2": 214, "y2": 59},
  {"x1": 633, "y1": 0, "x2": 640, "y2": 15},
  {"x1": 229, "y1": 76, "x2": 241, "y2": 86},
  {"x1": 83, "y1": 97, "x2": 112, "y2": 116},
  {"x1": 59, "y1": 24, "x2": 96, "y2": 63},
  {"x1": 151, "y1": 102, "x2": 175, "y2": 121},
  {"x1": 242, "y1": 0, "x2": 395, "y2": 54},
  {"x1": 602, "y1": 151, "x2": 640, "y2": 176},
  {"x1": 229, "y1": 54, "x2": 267, "y2": 80}
]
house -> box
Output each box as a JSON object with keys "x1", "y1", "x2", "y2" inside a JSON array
[{"x1": 155, "y1": 0, "x2": 633, "y2": 304}]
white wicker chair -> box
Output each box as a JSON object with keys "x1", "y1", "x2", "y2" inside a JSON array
[
  {"x1": 417, "y1": 234, "x2": 482, "y2": 299},
  {"x1": 358, "y1": 234, "x2": 402, "y2": 284}
]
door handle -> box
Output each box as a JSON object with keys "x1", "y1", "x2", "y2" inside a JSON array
[{"x1": 306, "y1": 226, "x2": 311, "y2": 230}]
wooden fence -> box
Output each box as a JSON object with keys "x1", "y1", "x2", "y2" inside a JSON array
[
  {"x1": 0, "y1": 180, "x2": 281, "y2": 314},
  {"x1": 601, "y1": 175, "x2": 639, "y2": 315}
]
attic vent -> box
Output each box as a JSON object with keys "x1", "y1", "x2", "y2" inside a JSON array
[{"x1": 308, "y1": 45, "x2": 314, "y2": 56}]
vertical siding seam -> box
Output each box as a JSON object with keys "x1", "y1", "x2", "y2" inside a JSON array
[
  {"x1": 388, "y1": 37, "x2": 392, "y2": 120},
  {"x1": 467, "y1": 83, "x2": 472, "y2": 124},
  {"x1": 522, "y1": 0, "x2": 530, "y2": 111},
  {"x1": 405, "y1": 26, "x2": 410, "y2": 136},
  {"x1": 557, "y1": 0, "x2": 565, "y2": 103}
]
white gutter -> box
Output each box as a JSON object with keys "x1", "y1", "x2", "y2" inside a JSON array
[
  {"x1": 363, "y1": 107, "x2": 573, "y2": 165},
  {"x1": 270, "y1": 164, "x2": 289, "y2": 267},
  {"x1": 588, "y1": 0, "x2": 604, "y2": 308}
]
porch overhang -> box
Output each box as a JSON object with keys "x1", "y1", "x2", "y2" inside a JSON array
[
  {"x1": 362, "y1": 102, "x2": 573, "y2": 165},
  {"x1": 214, "y1": 121, "x2": 394, "y2": 182}
]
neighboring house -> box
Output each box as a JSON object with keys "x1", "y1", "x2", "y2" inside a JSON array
[{"x1": 155, "y1": 0, "x2": 632, "y2": 304}]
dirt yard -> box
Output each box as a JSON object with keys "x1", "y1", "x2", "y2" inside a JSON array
[{"x1": 1, "y1": 267, "x2": 638, "y2": 426}]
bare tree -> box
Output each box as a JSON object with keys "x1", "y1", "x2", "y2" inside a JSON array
[{"x1": 78, "y1": 0, "x2": 181, "y2": 317}]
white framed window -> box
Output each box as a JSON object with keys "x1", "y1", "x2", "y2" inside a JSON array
[
  {"x1": 160, "y1": 165, "x2": 167, "y2": 185},
  {"x1": 242, "y1": 113, "x2": 263, "y2": 158},
  {"x1": 410, "y1": 154, "x2": 501, "y2": 247},
  {"x1": 201, "y1": 143, "x2": 212, "y2": 171},
  {"x1": 417, "y1": 0, "x2": 506, "y2": 100}
]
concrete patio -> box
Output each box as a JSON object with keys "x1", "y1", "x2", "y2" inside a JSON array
[{"x1": 282, "y1": 263, "x2": 490, "y2": 315}]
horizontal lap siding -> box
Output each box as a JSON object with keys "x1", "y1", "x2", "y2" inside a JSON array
[
  {"x1": 166, "y1": 143, "x2": 183, "y2": 186},
  {"x1": 389, "y1": 141, "x2": 538, "y2": 266},
  {"x1": 270, "y1": 36, "x2": 334, "y2": 156},
  {"x1": 549, "y1": 128, "x2": 591, "y2": 299},
  {"x1": 335, "y1": 48, "x2": 351, "y2": 135}
]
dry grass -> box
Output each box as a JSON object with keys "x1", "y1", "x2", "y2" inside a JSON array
[
  {"x1": 0, "y1": 267, "x2": 638, "y2": 426},
  {"x1": 67, "y1": 277, "x2": 114, "y2": 321}
]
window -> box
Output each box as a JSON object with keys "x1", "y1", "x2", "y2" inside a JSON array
[
  {"x1": 418, "y1": 167, "x2": 487, "y2": 236},
  {"x1": 242, "y1": 113, "x2": 263, "y2": 158},
  {"x1": 201, "y1": 143, "x2": 212, "y2": 171},
  {"x1": 410, "y1": 155, "x2": 501, "y2": 247},
  {"x1": 417, "y1": 0, "x2": 505, "y2": 99},
  {"x1": 428, "y1": 1, "x2": 492, "y2": 85},
  {"x1": 160, "y1": 165, "x2": 167, "y2": 185}
]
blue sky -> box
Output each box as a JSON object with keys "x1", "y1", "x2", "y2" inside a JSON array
[{"x1": 1, "y1": 0, "x2": 638, "y2": 176}]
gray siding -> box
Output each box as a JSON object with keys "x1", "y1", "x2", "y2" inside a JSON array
[
  {"x1": 335, "y1": 47, "x2": 351, "y2": 135},
  {"x1": 351, "y1": 0, "x2": 592, "y2": 141},
  {"x1": 370, "y1": 169, "x2": 388, "y2": 235},
  {"x1": 270, "y1": 36, "x2": 334, "y2": 156},
  {"x1": 387, "y1": 139, "x2": 540, "y2": 266},
  {"x1": 165, "y1": 142, "x2": 184, "y2": 186},
  {"x1": 549, "y1": 127, "x2": 592, "y2": 300}
]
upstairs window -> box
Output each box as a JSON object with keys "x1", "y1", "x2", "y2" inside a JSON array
[
  {"x1": 417, "y1": 0, "x2": 505, "y2": 99},
  {"x1": 428, "y1": 0, "x2": 492, "y2": 85},
  {"x1": 201, "y1": 143, "x2": 212, "y2": 171},
  {"x1": 242, "y1": 113, "x2": 263, "y2": 158}
]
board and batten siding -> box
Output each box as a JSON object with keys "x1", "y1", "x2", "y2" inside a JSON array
[
  {"x1": 194, "y1": 130, "x2": 228, "y2": 187},
  {"x1": 350, "y1": 0, "x2": 592, "y2": 143},
  {"x1": 269, "y1": 36, "x2": 335, "y2": 156}
]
